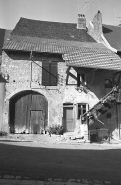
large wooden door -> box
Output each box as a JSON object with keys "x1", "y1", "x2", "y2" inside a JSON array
[
  {"x1": 30, "y1": 110, "x2": 43, "y2": 134},
  {"x1": 63, "y1": 106, "x2": 74, "y2": 132},
  {"x1": 14, "y1": 92, "x2": 31, "y2": 133},
  {"x1": 9, "y1": 91, "x2": 48, "y2": 134}
]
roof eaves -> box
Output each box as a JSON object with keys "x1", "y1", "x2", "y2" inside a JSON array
[{"x1": 63, "y1": 50, "x2": 121, "y2": 71}]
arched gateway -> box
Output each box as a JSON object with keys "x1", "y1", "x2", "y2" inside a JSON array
[{"x1": 9, "y1": 90, "x2": 48, "y2": 134}]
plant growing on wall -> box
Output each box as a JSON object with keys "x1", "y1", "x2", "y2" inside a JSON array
[
  {"x1": 0, "y1": 130, "x2": 7, "y2": 136},
  {"x1": 47, "y1": 124, "x2": 64, "y2": 135}
]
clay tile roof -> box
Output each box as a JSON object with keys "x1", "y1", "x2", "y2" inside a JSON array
[
  {"x1": 3, "y1": 34, "x2": 106, "y2": 54},
  {"x1": 63, "y1": 49, "x2": 121, "y2": 71},
  {"x1": 3, "y1": 17, "x2": 97, "y2": 52},
  {"x1": 2, "y1": 18, "x2": 121, "y2": 71},
  {"x1": 103, "y1": 24, "x2": 121, "y2": 51},
  {"x1": 11, "y1": 17, "x2": 96, "y2": 42}
]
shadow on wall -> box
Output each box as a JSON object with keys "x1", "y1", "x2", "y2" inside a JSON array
[
  {"x1": 89, "y1": 103, "x2": 119, "y2": 140},
  {"x1": 5, "y1": 51, "x2": 63, "y2": 61}
]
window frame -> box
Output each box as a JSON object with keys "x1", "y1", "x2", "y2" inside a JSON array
[{"x1": 77, "y1": 103, "x2": 88, "y2": 119}]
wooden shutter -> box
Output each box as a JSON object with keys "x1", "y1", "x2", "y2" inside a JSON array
[
  {"x1": 50, "y1": 62, "x2": 57, "y2": 86},
  {"x1": 42, "y1": 62, "x2": 50, "y2": 86}
]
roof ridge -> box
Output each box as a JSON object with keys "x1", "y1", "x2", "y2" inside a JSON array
[{"x1": 18, "y1": 17, "x2": 76, "y2": 25}]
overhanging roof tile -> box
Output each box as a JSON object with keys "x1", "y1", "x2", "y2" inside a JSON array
[
  {"x1": 3, "y1": 35, "x2": 107, "y2": 54},
  {"x1": 63, "y1": 51, "x2": 121, "y2": 71}
]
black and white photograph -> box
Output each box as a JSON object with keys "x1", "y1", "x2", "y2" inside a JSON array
[{"x1": 0, "y1": 0, "x2": 121, "y2": 184}]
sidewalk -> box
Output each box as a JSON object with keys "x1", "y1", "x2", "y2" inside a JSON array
[{"x1": 0, "y1": 134, "x2": 121, "y2": 150}]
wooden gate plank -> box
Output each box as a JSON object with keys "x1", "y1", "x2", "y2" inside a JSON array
[
  {"x1": 30, "y1": 110, "x2": 43, "y2": 134},
  {"x1": 26, "y1": 93, "x2": 32, "y2": 133}
]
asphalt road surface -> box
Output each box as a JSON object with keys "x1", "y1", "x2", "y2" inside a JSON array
[{"x1": 0, "y1": 135, "x2": 121, "y2": 184}]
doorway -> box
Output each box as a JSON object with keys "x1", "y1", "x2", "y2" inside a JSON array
[
  {"x1": 9, "y1": 91, "x2": 48, "y2": 134},
  {"x1": 63, "y1": 103, "x2": 75, "y2": 132}
]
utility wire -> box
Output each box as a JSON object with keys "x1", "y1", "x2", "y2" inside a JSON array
[
  {"x1": 64, "y1": 0, "x2": 97, "y2": 22},
  {"x1": 65, "y1": 0, "x2": 106, "y2": 23},
  {"x1": 85, "y1": 0, "x2": 106, "y2": 15},
  {"x1": 64, "y1": 0, "x2": 87, "y2": 22}
]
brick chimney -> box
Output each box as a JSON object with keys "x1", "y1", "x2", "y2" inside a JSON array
[
  {"x1": 88, "y1": 10, "x2": 103, "y2": 42},
  {"x1": 77, "y1": 14, "x2": 86, "y2": 29}
]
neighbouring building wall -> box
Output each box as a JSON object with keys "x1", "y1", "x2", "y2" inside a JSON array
[
  {"x1": 66, "y1": 66, "x2": 119, "y2": 138},
  {"x1": 0, "y1": 56, "x2": 5, "y2": 130},
  {"x1": 0, "y1": 77, "x2": 5, "y2": 130},
  {"x1": 80, "y1": 68, "x2": 119, "y2": 139}
]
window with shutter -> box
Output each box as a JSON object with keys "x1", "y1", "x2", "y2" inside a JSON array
[
  {"x1": 50, "y1": 62, "x2": 57, "y2": 86},
  {"x1": 42, "y1": 62, "x2": 50, "y2": 86},
  {"x1": 42, "y1": 61, "x2": 58, "y2": 86}
]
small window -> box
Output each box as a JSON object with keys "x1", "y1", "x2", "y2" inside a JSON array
[
  {"x1": 78, "y1": 104, "x2": 87, "y2": 119},
  {"x1": 105, "y1": 79, "x2": 113, "y2": 88}
]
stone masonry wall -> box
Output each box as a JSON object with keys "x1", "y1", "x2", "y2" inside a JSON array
[
  {"x1": 1, "y1": 51, "x2": 68, "y2": 132},
  {"x1": 1, "y1": 51, "x2": 99, "y2": 133},
  {"x1": 1, "y1": 50, "x2": 119, "y2": 138}
]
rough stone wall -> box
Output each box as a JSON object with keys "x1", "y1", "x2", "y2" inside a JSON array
[
  {"x1": 1, "y1": 51, "x2": 69, "y2": 132},
  {"x1": 1, "y1": 50, "x2": 120, "y2": 138}
]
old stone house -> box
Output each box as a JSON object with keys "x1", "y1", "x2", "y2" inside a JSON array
[{"x1": 1, "y1": 13, "x2": 121, "y2": 140}]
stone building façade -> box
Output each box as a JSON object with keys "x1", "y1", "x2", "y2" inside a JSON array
[{"x1": 1, "y1": 12, "x2": 121, "y2": 140}]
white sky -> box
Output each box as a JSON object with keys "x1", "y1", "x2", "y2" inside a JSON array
[{"x1": 0, "y1": 0, "x2": 121, "y2": 30}]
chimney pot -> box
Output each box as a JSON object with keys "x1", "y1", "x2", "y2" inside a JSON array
[{"x1": 77, "y1": 14, "x2": 86, "y2": 29}]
